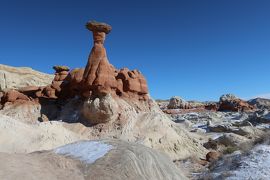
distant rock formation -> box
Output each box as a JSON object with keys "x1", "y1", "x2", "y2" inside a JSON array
[
  {"x1": 218, "y1": 94, "x2": 254, "y2": 112},
  {"x1": 167, "y1": 96, "x2": 190, "y2": 109},
  {"x1": 166, "y1": 97, "x2": 218, "y2": 111}
]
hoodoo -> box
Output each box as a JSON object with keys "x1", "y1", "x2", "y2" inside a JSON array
[
  {"x1": 82, "y1": 21, "x2": 118, "y2": 97},
  {"x1": 81, "y1": 21, "x2": 148, "y2": 100}
]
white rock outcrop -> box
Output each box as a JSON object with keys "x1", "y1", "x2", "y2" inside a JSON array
[
  {"x1": 78, "y1": 96, "x2": 206, "y2": 160},
  {"x1": 0, "y1": 64, "x2": 53, "y2": 91}
]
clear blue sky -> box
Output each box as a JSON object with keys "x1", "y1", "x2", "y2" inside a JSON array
[{"x1": 0, "y1": 0, "x2": 269, "y2": 101}]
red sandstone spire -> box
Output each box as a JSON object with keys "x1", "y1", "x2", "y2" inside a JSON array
[{"x1": 82, "y1": 21, "x2": 149, "y2": 100}]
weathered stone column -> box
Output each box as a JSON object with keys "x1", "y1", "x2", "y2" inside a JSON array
[{"x1": 82, "y1": 21, "x2": 117, "y2": 97}]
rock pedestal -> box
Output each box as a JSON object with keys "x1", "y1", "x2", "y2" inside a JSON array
[{"x1": 81, "y1": 21, "x2": 148, "y2": 100}]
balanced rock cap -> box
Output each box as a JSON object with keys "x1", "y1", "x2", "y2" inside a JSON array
[{"x1": 86, "y1": 21, "x2": 112, "y2": 34}]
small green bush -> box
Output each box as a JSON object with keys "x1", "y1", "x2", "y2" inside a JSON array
[{"x1": 223, "y1": 146, "x2": 239, "y2": 154}]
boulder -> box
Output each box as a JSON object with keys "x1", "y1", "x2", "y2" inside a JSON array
[{"x1": 81, "y1": 94, "x2": 119, "y2": 124}]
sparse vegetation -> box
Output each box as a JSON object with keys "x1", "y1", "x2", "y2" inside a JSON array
[{"x1": 223, "y1": 146, "x2": 239, "y2": 154}]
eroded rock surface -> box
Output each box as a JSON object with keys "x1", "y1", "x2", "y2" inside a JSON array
[
  {"x1": 0, "y1": 140, "x2": 187, "y2": 180},
  {"x1": 0, "y1": 64, "x2": 53, "y2": 91}
]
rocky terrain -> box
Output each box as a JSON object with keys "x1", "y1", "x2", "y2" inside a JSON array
[
  {"x1": 1, "y1": 21, "x2": 270, "y2": 180},
  {"x1": 158, "y1": 95, "x2": 270, "y2": 179}
]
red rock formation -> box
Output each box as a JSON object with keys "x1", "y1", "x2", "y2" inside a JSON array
[
  {"x1": 81, "y1": 21, "x2": 148, "y2": 100},
  {"x1": 30, "y1": 66, "x2": 71, "y2": 99},
  {"x1": 65, "y1": 68, "x2": 85, "y2": 97},
  {"x1": 1, "y1": 21, "x2": 149, "y2": 105},
  {"x1": 82, "y1": 29, "x2": 118, "y2": 96},
  {"x1": 116, "y1": 68, "x2": 148, "y2": 94}
]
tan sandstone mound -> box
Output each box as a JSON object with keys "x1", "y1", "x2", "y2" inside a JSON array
[
  {"x1": 0, "y1": 114, "x2": 86, "y2": 153},
  {"x1": 0, "y1": 64, "x2": 53, "y2": 91},
  {"x1": 0, "y1": 140, "x2": 187, "y2": 180},
  {"x1": 63, "y1": 95, "x2": 206, "y2": 160}
]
